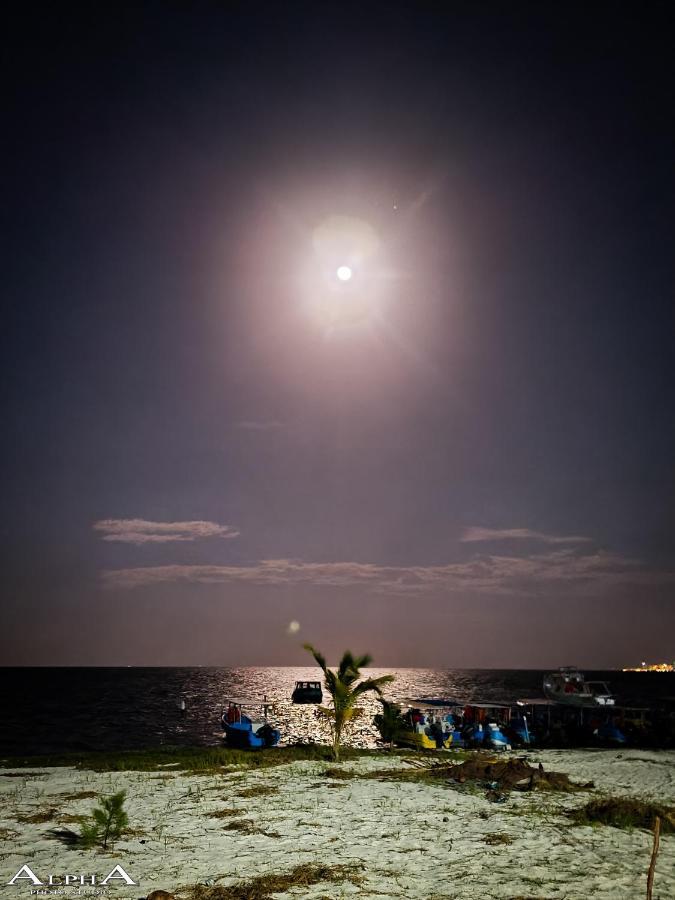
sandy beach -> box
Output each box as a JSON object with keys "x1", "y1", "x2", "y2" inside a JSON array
[{"x1": 1, "y1": 748, "x2": 673, "y2": 900}]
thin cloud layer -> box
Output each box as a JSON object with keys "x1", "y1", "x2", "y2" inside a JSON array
[
  {"x1": 234, "y1": 420, "x2": 285, "y2": 431},
  {"x1": 93, "y1": 519, "x2": 240, "y2": 545},
  {"x1": 103, "y1": 549, "x2": 673, "y2": 595},
  {"x1": 461, "y1": 527, "x2": 592, "y2": 545}
]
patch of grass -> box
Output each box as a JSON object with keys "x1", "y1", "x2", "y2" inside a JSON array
[
  {"x1": 222, "y1": 820, "x2": 280, "y2": 838},
  {"x1": 209, "y1": 808, "x2": 244, "y2": 819},
  {"x1": 222, "y1": 819, "x2": 258, "y2": 834},
  {"x1": 179, "y1": 862, "x2": 363, "y2": 900},
  {"x1": 322, "y1": 767, "x2": 356, "y2": 780},
  {"x1": 0, "y1": 744, "x2": 414, "y2": 774},
  {"x1": 483, "y1": 832, "x2": 514, "y2": 845},
  {"x1": 571, "y1": 797, "x2": 675, "y2": 832},
  {"x1": 235, "y1": 784, "x2": 279, "y2": 798},
  {"x1": 306, "y1": 780, "x2": 347, "y2": 789},
  {"x1": 59, "y1": 791, "x2": 98, "y2": 801},
  {"x1": 0, "y1": 771, "x2": 45, "y2": 778},
  {"x1": 16, "y1": 808, "x2": 58, "y2": 823},
  {"x1": 0, "y1": 827, "x2": 19, "y2": 840}
]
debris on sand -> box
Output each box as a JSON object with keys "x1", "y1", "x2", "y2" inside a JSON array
[
  {"x1": 571, "y1": 798, "x2": 675, "y2": 832},
  {"x1": 442, "y1": 756, "x2": 593, "y2": 793},
  {"x1": 179, "y1": 863, "x2": 363, "y2": 900}
]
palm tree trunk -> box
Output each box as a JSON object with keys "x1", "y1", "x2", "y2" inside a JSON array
[{"x1": 332, "y1": 713, "x2": 343, "y2": 761}]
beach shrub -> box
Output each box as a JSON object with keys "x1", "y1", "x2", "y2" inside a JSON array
[
  {"x1": 79, "y1": 791, "x2": 128, "y2": 849},
  {"x1": 373, "y1": 698, "x2": 407, "y2": 749},
  {"x1": 303, "y1": 644, "x2": 394, "y2": 761}
]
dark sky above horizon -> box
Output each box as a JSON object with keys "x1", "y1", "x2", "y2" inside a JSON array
[{"x1": 2, "y1": 3, "x2": 674, "y2": 667}]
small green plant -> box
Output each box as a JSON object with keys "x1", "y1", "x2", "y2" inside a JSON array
[{"x1": 79, "y1": 791, "x2": 128, "y2": 849}]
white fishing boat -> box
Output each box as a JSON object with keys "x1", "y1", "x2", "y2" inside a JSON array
[{"x1": 543, "y1": 667, "x2": 615, "y2": 707}]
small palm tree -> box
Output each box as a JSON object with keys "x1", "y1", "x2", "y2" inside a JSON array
[
  {"x1": 304, "y1": 644, "x2": 394, "y2": 761},
  {"x1": 374, "y1": 697, "x2": 406, "y2": 750}
]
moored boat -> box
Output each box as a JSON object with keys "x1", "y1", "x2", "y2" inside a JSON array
[
  {"x1": 291, "y1": 680, "x2": 323, "y2": 704},
  {"x1": 396, "y1": 699, "x2": 460, "y2": 750},
  {"x1": 221, "y1": 698, "x2": 281, "y2": 749},
  {"x1": 543, "y1": 667, "x2": 615, "y2": 707},
  {"x1": 462, "y1": 703, "x2": 512, "y2": 751}
]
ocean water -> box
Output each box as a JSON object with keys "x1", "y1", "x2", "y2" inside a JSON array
[{"x1": 1, "y1": 667, "x2": 673, "y2": 756}]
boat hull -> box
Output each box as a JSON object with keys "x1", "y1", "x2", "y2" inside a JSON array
[
  {"x1": 543, "y1": 688, "x2": 615, "y2": 708},
  {"x1": 221, "y1": 718, "x2": 281, "y2": 750},
  {"x1": 543, "y1": 669, "x2": 616, "y2": 708},
  {"x1": 291, "y1": 691, "x2": 323, "y2": 704},
  {"x1": 396, "y1": 729, "x2": 453, "y2": 750}
]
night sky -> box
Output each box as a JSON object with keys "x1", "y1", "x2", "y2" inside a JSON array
[{"x1": 3, "y1": 3, "x2": 674, "y2": 667}]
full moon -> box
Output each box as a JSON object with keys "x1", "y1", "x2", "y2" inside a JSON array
[{"x1": 336, "y1": 265, "x2": 352, "y2": 282}]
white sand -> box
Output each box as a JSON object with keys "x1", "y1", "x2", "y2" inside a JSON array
[{"x1": 1, "y1": 749, "x2": 674, "y2": 900}]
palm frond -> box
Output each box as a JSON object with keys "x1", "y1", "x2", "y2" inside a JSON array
[
  {"x1": 352, "y1": 675, "x2": 395, "y2": 698},
  {"x1": 352, "y1": 653, "x2": 373, "y2": 670},
  {"x1": 303, "y1": 643, "x2": 328, "y2": 675},
  {"x1": 337, "y1": 651, "x2": 357, "y2": 680}
]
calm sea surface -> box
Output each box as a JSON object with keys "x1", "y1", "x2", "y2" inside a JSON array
[{"x1": 1, "y1": 667, "x2": 673, "y2": 756}]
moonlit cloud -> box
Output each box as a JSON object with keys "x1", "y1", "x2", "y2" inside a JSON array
[
  {"x1": 234, "y1": 420, "x2": 285, "y2": 431},
  {"x1": 93, "y1": 519, "x2": 240, "y2": 545},
  {"x1": 460, "y1": 527, "x2": 592, "y2": 545},
  {"x1": 102, "y1": 550, "x2": 674, "y2": 595}
]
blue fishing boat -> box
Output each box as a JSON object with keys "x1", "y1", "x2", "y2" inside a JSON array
[
  {"x1": 462, "y1": 703, "x2": 512, "y2": 751},
  {"x1": 221, "y1": 698, "x2": 281, "y2": 749}
]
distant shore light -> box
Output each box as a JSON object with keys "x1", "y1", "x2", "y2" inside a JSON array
[{"x1": 336, "y1": 265, "x2": 353, "y2": 282}]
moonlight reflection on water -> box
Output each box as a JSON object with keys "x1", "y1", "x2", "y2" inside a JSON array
[{"x1": 3, "y1": 667, "x2": 670, "y2": 755}]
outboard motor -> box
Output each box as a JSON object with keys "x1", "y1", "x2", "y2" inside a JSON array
[
  {"x1": 485, "y1": 722, "x2": 511, "y2": 751},
  {"x1": 510, "y1": 715, "x2": 533, "y2": 746},
  {"x1": 464, "y1": 722, "x2": 486, "y2": 747},
  {"x1": 450, "y1": 726, "x2": 465, "y2": 748},
  {"x1": 596, "y1": 722, "x2": 627, "y2": 745}
]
